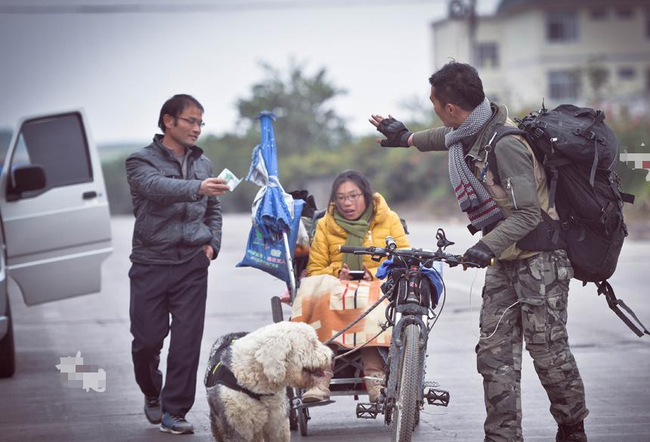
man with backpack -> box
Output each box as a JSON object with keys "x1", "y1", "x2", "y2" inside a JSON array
[{"x1": 370, "y1": 61, "x2": 589, "y2": 442}]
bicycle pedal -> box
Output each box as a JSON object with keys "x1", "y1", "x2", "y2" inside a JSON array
[
  {"x1": 423, "y1": 380, "x2": 440, "y2": 389},
  {"x1": 424, "y1": 388, "x2": 450, "y2": 407},
  {"x1": 356, "y1": 402, "x2": 383, "y2": 419}
]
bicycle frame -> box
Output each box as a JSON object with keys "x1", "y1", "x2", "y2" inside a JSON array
[
  {"x1": 383, "y1": 259, "x2": 434, "y2": 428},
  {"x1": 341, "y1": 229, "x2": 482, "y2": 441}
]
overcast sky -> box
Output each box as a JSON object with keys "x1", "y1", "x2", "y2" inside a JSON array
[{"x1": 0, "y1": 0, "x2": 499, "y2": 145}]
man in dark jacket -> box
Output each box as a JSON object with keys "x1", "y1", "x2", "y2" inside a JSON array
[
  {"x1": 126, "y1": 94, "x2": 229, "y2": 435},
  {"x1": 369, "y1": 62, "x2": 588, "y2": 442}
]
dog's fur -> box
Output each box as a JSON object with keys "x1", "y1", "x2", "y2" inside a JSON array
[{"x1": 205, "y1": 321, "x2": 333, "y2": 442}]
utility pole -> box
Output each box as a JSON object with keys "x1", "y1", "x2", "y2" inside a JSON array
[{"x1": 448, "y1": 0, "x2": 478, "y2": 66}]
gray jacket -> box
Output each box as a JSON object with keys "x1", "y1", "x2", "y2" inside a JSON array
[{"x1": 126, "y1": 135, "x2": 222, "y2": 265}]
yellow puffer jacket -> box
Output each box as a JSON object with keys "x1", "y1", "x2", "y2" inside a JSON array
[{"x1": 306, "y1": 193, "x2": 409, "y2": 278}]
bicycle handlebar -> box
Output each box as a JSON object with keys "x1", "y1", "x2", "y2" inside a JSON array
[{"x1": 339, "y1": 245, "x2": 489, "y2": 268}]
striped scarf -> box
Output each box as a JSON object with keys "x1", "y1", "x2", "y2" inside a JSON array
[{"x1": 446, "y1": 98, "x2": 504, "y2": 230}]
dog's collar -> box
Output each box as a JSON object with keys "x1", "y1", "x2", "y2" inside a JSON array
[{"x1": 210, "y1": 362, "x2": 274, "y2": 401}]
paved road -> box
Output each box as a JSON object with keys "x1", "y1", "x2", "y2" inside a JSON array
[{"x1": 1, "y1": 215, "x2": 649, "y2": 442}]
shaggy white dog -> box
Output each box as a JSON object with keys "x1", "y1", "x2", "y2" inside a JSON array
[{"x1": 204, "y1": 321, "x2": 333, "y2": 442}]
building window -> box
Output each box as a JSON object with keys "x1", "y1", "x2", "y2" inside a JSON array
[
  {"x1": 476, "y1": 42, "x2": 499, "y2": 68},
  {"x1": 546, "y1": 10, "x2": 579, "y2": 42},
  {"x1": 615, "y1": 6, "x2": 634, "y2": 19},
  {"x1": 618, "y1": 66, "x2": 636, "y2": 80},
  {"x1": 590, "y1": 8, "x2": 607, "y2": 20},
  {"x1": 549, "y1": 70, "x2": 581, "y2": 100}
]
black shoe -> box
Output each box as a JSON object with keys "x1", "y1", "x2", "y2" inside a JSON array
[
  {"x1": 160, "y1": 412, "x2": 194, "y2": 435},
  {"x1": 144, "y1": 395, "x2": 162, "y2": 424},
  {"x1": 556, "y1": 421, "x2": 587, "y2": 442}
]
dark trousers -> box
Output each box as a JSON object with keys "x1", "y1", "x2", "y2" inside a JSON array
[{"x1": 129, "y1": 252, "x2": 210, "y2": 416}]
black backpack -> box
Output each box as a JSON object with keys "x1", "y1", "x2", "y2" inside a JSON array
[{"x1": 487, "y1": 103, "x2": 648, "y2": 337}]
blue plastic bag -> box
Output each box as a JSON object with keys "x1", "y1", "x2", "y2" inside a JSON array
[{"x1": 236, "y1": 199, "x2": 304, "y2": 282}]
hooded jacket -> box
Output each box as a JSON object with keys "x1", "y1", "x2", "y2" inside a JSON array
[
  {"x1": 125, "y1": 135, "x2": 222, "y2": 265},
  {"x1": 306, "y1": 193, "x2": 409, "y2": 277},
  {"x1": 412, "y1": 102, "x2": 556, "y2": 261}
]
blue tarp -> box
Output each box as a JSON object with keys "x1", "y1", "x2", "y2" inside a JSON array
[
  {"x1": 376, "y1": 258, "x2": 444, "y2": 303},
  {"x1": 236, "y1": 111, "x2": 301, "y2": 284}
]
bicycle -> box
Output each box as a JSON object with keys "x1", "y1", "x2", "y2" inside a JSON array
[{"x1": 340, "y1": 228, "x2": 484, "y2": 442}]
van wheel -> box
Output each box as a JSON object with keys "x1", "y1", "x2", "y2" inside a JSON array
[{"x1": 0, "y1": 300, "x2": 16, "y2": 378}]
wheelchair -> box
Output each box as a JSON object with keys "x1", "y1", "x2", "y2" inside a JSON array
[{"x1": 269, "y1": 193, "x2": 455, "y2": 441}]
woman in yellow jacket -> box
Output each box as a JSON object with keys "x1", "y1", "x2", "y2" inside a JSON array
[{"x1": 302, "y1": 170, "x2": 409, "y2": 403}]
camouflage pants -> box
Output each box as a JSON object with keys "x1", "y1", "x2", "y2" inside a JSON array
[{"x1": 476, "y1": 249, "x2": 588, "y2": 442}]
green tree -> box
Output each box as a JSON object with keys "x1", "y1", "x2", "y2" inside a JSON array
[{"x1": 236, "y1": 60, "x2": 350, "y2": 155}]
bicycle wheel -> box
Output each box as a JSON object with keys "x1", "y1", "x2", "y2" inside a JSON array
[
  {"x1": 298, "y1": 406, "x2": 309, "y2": 436},
  {"x1": 391, "y1": 324, "x2": 421, "y2": 442},
  {"x1": 287, "y1": 387, "x2": 298, "y2": 431}
]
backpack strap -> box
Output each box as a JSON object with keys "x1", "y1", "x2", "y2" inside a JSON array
[
  {"x1": 596, "y1": 280, "x2": 650, "y2": 337},
  {"x1": 484, "y1": 125, "x2": 529, "y2": 186},
  {"x1": 573, "y1": 108, "x2": 606, "y2": 187},
  {"x1": 620, "y1": 192, "x2": 635, "y2": 204}
]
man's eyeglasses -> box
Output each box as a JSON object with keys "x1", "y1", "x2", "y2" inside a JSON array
[
  {"x1": 335, "y1": 193, "x2": 363, "y2": 204},
  {"x1": 176, "y1": 116, "x2": 205, "y2": 128}
]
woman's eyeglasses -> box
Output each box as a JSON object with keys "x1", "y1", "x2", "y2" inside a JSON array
[{"x1": 335, "y1": 193, "x2": 363, "y2": 204}]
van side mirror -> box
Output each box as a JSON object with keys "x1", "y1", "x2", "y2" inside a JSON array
[{"x1": 7, "y1": 164, "x2": 46, "y2": 201}]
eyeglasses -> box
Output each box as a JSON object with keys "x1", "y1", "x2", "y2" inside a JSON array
[
  {"x1": 176, "y1": 116, "x2": 205, "y2": 128},
  {"x1": 335, "y1": 193, "x2": 363, "y2": 204}
]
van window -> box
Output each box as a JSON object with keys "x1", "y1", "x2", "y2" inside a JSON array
[{"x1": 10, "y1": 113, "x2": 93, "y2": 191}]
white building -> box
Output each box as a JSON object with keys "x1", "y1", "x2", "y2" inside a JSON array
[{"x1": 431, "y1": 0, "x2": 650, "y2": 113}]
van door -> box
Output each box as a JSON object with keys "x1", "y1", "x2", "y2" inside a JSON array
[{"x1": 0, "y1": 110, "x2": 112, "y2": 305}]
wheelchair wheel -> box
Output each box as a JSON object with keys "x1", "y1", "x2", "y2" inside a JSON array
[
  {"x1": 287, "y1": 387, "x2": 298, "y2": 431},
  {"x1": 298, "y1": 405, "x2": 309, "y2": 436},
  {"x1": 391, "y1": 324, "x2": 420, "y2": 442},
  {"x1": 271, "y1": 296, "x2": 284, "y2": 323}
]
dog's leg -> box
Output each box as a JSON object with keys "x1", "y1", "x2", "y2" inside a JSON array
[{"x1": 262, "y1": 397, "x2": 290, "y2": 442}]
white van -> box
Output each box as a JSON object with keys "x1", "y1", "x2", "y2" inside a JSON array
[{"x1": 0, "y1": 110, "x2": 112, "y2": 377}]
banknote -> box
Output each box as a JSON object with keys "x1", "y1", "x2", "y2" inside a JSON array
[{"x1": 216, "y1": 168, "x2": 241, "y2": 191}]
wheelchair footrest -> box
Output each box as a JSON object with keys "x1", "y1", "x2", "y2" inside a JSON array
[
  {"x1": 356, "y1": 402, "x2": 383, "y2": 419},
  {"x1": 424, "y1": 388, "x2": 450, "y2": 407}
]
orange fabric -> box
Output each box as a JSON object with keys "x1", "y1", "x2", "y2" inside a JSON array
[
  {"x1": 306, "y1": 193, "x2": 409, "y2": 278},
  {"x1": 290, "y1": 275, "x2": 391, "y2": 348}
]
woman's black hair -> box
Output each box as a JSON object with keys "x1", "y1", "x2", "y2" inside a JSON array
[{"x1": 329, "y1": 170, "x2": 374, "y2": 209}]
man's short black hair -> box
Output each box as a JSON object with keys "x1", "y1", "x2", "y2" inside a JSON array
[
  {"x1": 428, "y1": 61, "x2": 485, "y2": 111},
  {"x1": 158, "y1": 94, "x2": 204, "y2": 133}
]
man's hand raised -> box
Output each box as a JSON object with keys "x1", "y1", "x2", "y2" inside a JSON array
[
  {"x1": 369, "y1": 114, "x2": 413, "y2": 148},
  {"x1": 199, "y1": 177, "x2": 230, "y2": 196}
]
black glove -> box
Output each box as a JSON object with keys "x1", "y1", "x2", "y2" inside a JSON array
[
  {"x1": 463, "y1": 241, "x2": 495, "y2": 268},
  {"x1": 376, "y1": 117, "x2": 412, "y2": 148}
]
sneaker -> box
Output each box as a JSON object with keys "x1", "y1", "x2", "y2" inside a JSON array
[
  {"x1": 144, "y1": 396, "x2": 162, "y2": 425},
  {"x1": 160, "y1": 412, "x2": 194, "y2": 435},
  {"x1": 301, "y1": 370, "x2": 333, "y2": 403},
  {"x1": 556, "y1": 421, "x2": 587, "y2": 442}
]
